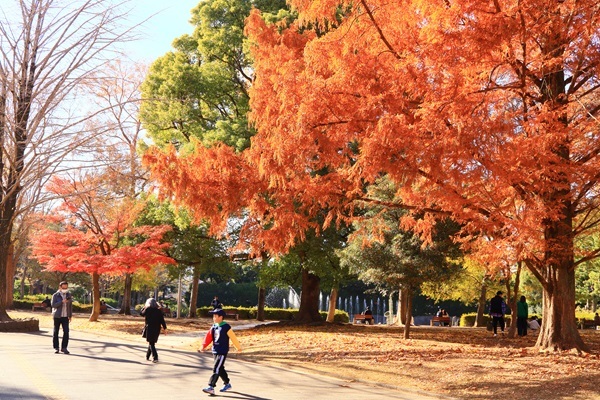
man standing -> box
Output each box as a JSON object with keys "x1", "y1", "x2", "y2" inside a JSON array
[
  {"x1": 489, "y1": 291, "x2": 507, "y2": 337},
  {"x1": 51, "y1": 281, "x2": 72, "y2": 354}
]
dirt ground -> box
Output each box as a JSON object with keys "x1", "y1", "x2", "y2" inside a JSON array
[{"x1": 10, "y1": 311, "x2": 600, "y2": 400}]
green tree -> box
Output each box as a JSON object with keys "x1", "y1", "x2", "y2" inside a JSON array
[
  {"x1": 340, "y1": 178, "x2": 462, "y2": 338},
  {"x1": 136, "y1": 196, "x2": 234, "y2": 318},
  {"x1": 259, "y1": 224, "x2": 351, "y2": 323},
  {"x1": 140, "y1": 0, "x2": 288, "y2": 152},
  {"x1": 422, "y1": 257, "x2": 502, "y2": 327}
]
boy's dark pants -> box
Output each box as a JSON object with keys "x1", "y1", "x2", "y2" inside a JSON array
[{"x1": 209, "y1": 354, "x2": 229, "y2": 387}]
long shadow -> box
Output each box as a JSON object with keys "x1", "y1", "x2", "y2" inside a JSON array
[
  {"x1": 36, "y1": 330, "x2": 204, "y2": 357},
  {"x1": 66, "y1": 351, "x2": 205, "y2": 370},
  {"x1": 218, "y1": 392, "x2": 272, "y2": 400},
  {"x1": 27, "y1": 330, "x2": 213, "y2": 370},
  {"x1": 0, "y1": 385, "x2": 47, "y2": 400},
  {"x1": 68, "y1": 352, "x2": 147, "y2": 366}
]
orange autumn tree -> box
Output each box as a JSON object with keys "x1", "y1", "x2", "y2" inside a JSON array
[
  {"x1": 144, "y1": 0, "x2": 600, "y2": 352},
  {"x1": 30, "y1": 175, "x2": 173, "y2": 322}
]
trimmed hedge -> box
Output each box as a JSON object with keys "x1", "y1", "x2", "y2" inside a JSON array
[
  {"x1": 11, "y1": 299, "x2": 92, "y2": 313},
  {"x1": 196, "y1": 306, "x2": 349, "y2": 323},
  {"x1": 461, "y1": 311, "x2": 596, "y2": 327},
  {"x1": 460, "y1": 313, "x2": 513, "y2": 327}
]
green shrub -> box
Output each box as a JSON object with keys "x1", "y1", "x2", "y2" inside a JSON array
[
  {"x1": 195, "y1": 283, "x2": 258, "y2": 308},
  {"x1": 320, "y1": 310, "x2": 349, "y2": 323},
  {"x1": 72, "y1": 302, "x2": 92, "y2": 313},
  {"x1": 100, "y1": 297, "x2": 118, "y2": 307},
  {"x1": 12, "y1": 300, "x2": 36, "y2": 310},
  {"x1": 195, "y1": 306, "x2": 349, "y2": 323},
  {"x1": 460, "y1": 313, "x2": 513, "y2": 327},
  {"x1": 575, "y1": 310, "x2": 596, "y2": 320},
  {"x1": 10, "y1": 298, "x2": 94, "y2": 313}
]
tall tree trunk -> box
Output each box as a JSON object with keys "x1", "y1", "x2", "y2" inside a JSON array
[
  {"x1": 256, "y1": 252, "x2": 268, "y2": 321},
  {"x1": 530, "y1": 185, "x2": 588, "y2": 352},
  {"x1": 19, "y1": 267, "x2": 27, "y2": 298},
  {"x1": 536, "y1": 264, "x2": 587, "y2": 352},
  {"x1": 326, "y1": 285, "x2": 338, "y2": 323},
  {"x1": 118, "y1": 273, "x2": 133, "y2": 315},
  {"x1": 507, "y1": 262, "x2": 522, "y2": 339},
  {"x1": 525, "y1": 40, "x2": 588, "y2": 352},
  {"x1": 89, "y1": 272, "x2": 101, "y2": 322},
  {"x1": 188, "y1": 267, "x2": 200, "y2": 318},
  {"x1": 5, "y1": 243, "x2": 14, "y2": 308},
  {"x1": 388, "y1": 293, "x2": 395, "y2": 325},
  {"x1": 256, "y1": 286, "x2": 266, "y2": 321},
  {"x1": 295, "y1": 268, "x2": 322, "y2": 323},
  {"x1": 474, "y1": 279, "x2": 487, "y2": 327},
  {"x1": 0, "y1": 229, "x2": 14, "y2": 321},
  {"x1": 403, "y1": 288, "x2": 413, "y2": 339},
  {"x1": 396, "y1": 288, "x2": 408, "y2": 326}
]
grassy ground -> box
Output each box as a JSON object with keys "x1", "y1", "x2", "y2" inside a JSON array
[{"x1": 10, "y1": 311, "x2": 600, "y2": 399}]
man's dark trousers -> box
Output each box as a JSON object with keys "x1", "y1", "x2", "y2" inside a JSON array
[{"x1": 53, "y1": 317, "x2": 69, "y2": 350}]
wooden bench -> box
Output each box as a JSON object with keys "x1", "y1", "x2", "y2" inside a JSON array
[
  {"x1": 430, "y1": 316, "x2": 451, "y2": 326},
  {"x1": 225, "y1": 310, "x2": 239, "y2": 321},
  {"x1": 32, "y1": 302, "x2": 48, "y2": 311},
  {"x1": 353, "y1": 314, "x2": 374, "y2": 324},
  {"x1": 579, "y1": 319, "x2": 597, "y2": 329}
]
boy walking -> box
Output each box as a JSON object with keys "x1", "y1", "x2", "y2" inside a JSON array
[{"x1": 200, "y1": 309, "x2": 242, "y2": 395}]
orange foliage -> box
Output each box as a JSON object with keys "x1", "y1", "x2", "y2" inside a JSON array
[{"x1": 145, "y1": 1, "x2": 600, "y2": 264}]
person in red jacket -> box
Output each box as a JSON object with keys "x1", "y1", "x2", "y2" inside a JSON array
[{"x1": 200, "y1": 309, "x2": 242, "y2": 395}]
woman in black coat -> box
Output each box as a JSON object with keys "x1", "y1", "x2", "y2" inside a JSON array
[{"x1": 140, "y1": 298, "x2": 167, "y2": 363}]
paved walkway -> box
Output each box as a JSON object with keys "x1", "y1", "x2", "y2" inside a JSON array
[{"x1": 0, "y1": 328, "x2": 451, "y2": 400}]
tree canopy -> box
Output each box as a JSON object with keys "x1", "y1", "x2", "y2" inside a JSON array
[{"x1": 144, "y1": 1, "x2": 600, "y2": 351}]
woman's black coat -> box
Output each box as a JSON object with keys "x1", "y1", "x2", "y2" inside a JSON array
[{"x1": 141, "y1": 306, "x2": 166, "y2": 343}]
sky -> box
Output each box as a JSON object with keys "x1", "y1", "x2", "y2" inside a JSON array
[
  {"x1": 121, "y1": 0, "x2": 200, "y2": 62},
  {"x1": 0, "y1": 0, "x2": 199, "y2": 63}
]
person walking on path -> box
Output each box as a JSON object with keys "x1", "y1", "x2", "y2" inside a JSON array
[
  {"x1": 200, "y1": 309, "x2": 242, "y2": 395},
  {"x1": 517, "y1": 296, "x2": 529, "y2": 337},
  {"x1": 489, "y1": 291, "x2": 507, "y2": 337},
  {"x1": 51, "y1": 281, "x2": 73, "y2": 354},
  {"x1": 140, "y1": 298, "x2": 167, "y2": 363},
  {"x1": 210, "y1": 296, "x2": 223, "y2": 309}
]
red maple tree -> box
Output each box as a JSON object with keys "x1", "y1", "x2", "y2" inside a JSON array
[{"x1": 30, "y1": 175, "x2": 173, "y2": 321}]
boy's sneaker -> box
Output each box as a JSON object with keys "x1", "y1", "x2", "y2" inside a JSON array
[
  {"x1": 202, "y1": 386, "x2": 215, "y2": 395},
  {"x1": 220, "y1": 383, "x2": 232, "y2": 392}
]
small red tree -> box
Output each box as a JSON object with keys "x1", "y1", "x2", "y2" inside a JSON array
[{"x1": 30, "y1": 175, "x2": 173, "y2": 321}]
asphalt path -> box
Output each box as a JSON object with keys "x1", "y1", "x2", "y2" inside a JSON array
[{"x1": 0, "y1": 328, "x2": 451, "y2": 400}]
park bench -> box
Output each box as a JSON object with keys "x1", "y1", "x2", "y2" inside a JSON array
[
  {"x1": 353, "y1": 314, "x2": 374, "y2": 324},
  {"x1": 430, "y1": 316, "x2": 451, "y2": 326},
  {"x1": 32, "y1": 302, "x2": 48, "y2": 311},
  {"x1": 225, "y1": 310, "x2": 239, "y2": 321},
  {"x1": 579, "y1": 319, "x2": 597, "y2": 329}
]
